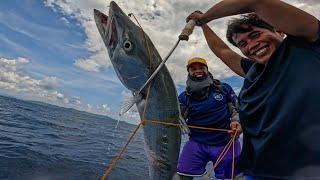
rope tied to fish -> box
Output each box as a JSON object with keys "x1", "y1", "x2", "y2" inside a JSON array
[{"x1": 100, "y1": 13, "x2": 238, "y2": 180}]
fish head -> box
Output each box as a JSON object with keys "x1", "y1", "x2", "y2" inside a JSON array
[{"x1": 94, "y1": 1, "x2": 152, "y2": 92}]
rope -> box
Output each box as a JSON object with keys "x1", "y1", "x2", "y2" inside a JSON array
[
  {"x1": 101, "y1": 118, "x2": 238, "y2": 179},
  {"x1": 142, "y1": 119, "x2": 232, "y2": 133},
  {"x1": 129, "y1": 13, "x2": 153, "y2": 75},
  {"x1": 100, "y1": 13, "x2": 239, "y2": 180},
  {"x1": 232, "y1": 133, "x2": 236, "y2": 179},
  {"x1": 100, "y1": 2, "x2": 320, "y2": 179},
  {"x1": 204, "y1": 130, "x2": 238, "y2": 180},
  {"x1": 204, "y1": 140, "x2": 232, "y2": 179},
  {"x1": 101, "y1": 13, "x2": 154, "y2": 180},
  {"x1": 100, "y1": 123, "x2": 142, "y2": 180},
  {"x1": 129, "y1": 13, "x2": 153, "y2": 120}
]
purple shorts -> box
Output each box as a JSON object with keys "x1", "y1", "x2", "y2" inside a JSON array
[{"x1": 177, "y1": 139, "x2": 241, "y2": 179}]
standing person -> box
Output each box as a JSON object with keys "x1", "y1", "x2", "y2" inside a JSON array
[
  {"x1": 175, "y1": 57, "x2": 242, "y2": 180},
  {"x1": 186, "y1": 0, "x2": 320, "y2": 179}
]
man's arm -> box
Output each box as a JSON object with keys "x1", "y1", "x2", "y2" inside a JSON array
[
  {"x1": 223, "y1": 84, "x2": 242, "y2": 137},
  {"x1": 202, "y1": 24, "x2": 245, "y2": 77},
  {"x1": 224, "y1": 83, "x2": 242, "y2": 137},
  {"x1": 200, "y1": 0, "x2": 319, "y2": 42}
]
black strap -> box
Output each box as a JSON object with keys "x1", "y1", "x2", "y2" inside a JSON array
[{"x1": 212, "y1": 79, "x2": 238, "y2": 117}]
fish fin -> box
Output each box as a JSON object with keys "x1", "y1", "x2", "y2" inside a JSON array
[
  {"x1": 179, "y1": 115, "x2": 190, "y2": 135},
  {"x1": 119, "y1": 94, "x2": 142, "y2": 116}
]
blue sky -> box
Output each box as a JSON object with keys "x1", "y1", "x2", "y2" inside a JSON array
[
  {"x1": 0, "y1": 0, "x2": 318, "y2": 123},
  {"x1": 0, "y1": 0, "x2": 124, "y2": 119}
]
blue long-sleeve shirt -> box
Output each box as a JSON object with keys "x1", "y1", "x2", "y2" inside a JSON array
[{"x1": 179, "y1": 83, "x2": 237, "y2": 145}]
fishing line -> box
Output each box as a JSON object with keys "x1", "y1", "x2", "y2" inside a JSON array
[{"x1": 106, "y1": 118, "x2": 120, "y2": 155}]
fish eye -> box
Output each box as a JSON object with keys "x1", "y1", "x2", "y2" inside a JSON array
[{"x1": 123, "y1": 40, "x2": 133, "y2": 52}]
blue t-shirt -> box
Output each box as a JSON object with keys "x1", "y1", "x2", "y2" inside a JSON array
[
  {"x1": 179, "y1": 83, "x2": 237, "y2": 146},
  {"x1": 238, "y1": 23, "x2": 320, "y2": 178}
]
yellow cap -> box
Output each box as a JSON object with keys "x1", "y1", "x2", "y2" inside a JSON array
[{"x1": 187, "y1": 57, "x2": 207, "y2": 68}]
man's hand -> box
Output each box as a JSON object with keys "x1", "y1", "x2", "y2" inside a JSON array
[
  {"x1": 186, "y1": 10, "x2": 205, "y2": 26},
  {"x1": 229, "y1": 121, "x2": 242, "y2": 138}
]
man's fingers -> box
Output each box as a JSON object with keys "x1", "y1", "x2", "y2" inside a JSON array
[
  {"x1": 186, "y1": 10, "x2": 203, "y2": 23},
  {"x1": 186, "y1": 14, "x2": 197, "y2": 23}
]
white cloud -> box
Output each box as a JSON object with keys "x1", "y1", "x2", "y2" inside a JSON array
[
  {"x1": 44, "y1": 0, "x2": 320, "y2": 86},
  {"x1": 0, "y1": 57, "x2": 61, "y2": 100},
  {"x1": 74, "y1": 49, "x2": 109, "y2": 72},
  {"x1": 0, "y1": 57, "x2": 123, "y2": 119},
  {"x1": 41, "y1": 76, "x2": 60, "y2": 90},
  {"x1": 60, "y1": 17, "x2": 70, "y2": 25},
  {"x1": 102, "y1": 104, "x2": 111, "y2": 112},
  {"x1": 93, "y1": 103, "x2": 112, "y2": 115},
  {"x1": 66, "y1": 97, "x2": 82, "y2": 106},
  {"x1": 0, "y1": 56, "x2": 120, "y2": 119},
  {"x1": 44, "y1": 0, "x2": 110, "y2": 73},
  {"x1": 43, "y1": 0, "x2": 232, "y2": 85},
  {"x1": 39, "y1": 0, "x2": 320, "y2": 122}
]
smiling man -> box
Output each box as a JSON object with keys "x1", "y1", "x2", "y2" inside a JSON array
[
  {"x1": 226, "y1": 14, "x2": 285, "y2": 65},
  {"x1": 175, "y1": 57, "x2": 242, "y2": 180},
  {"x1": 186, "y1": 0, "x2": 320, "y2": 179}
]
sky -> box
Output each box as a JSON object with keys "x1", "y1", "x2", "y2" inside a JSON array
[{"x1": 0, "y1": 0, "x2": 319, "y2": 124}]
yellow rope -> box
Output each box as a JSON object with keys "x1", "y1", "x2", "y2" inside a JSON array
[
  {"x1": 129, "y1": 13, "x2": 153, "y2": 75},
  {"x1": 130, "y1": 13, "x2": 153, "y2": 120},
  {"x1": 142, "y1": 119, "x2": 232, "y2": 133},
  {"x1": 101, "y1": 118, "x2": 237, "y2": 179},
  {"x1": 100, "y1": 13, "x2": 238, "y2": 180},
  {"x1": 100, "y1": 123, "x2": 142, "y2": 180},
  {"x1": 232, "y1": 133, "x2": 236, "y2": 179},
  {"x1": 204, "y1": 130, "x2": 238, "y2": 180},
  {"x1": 204, "y1": 139, "x2": 232, "y2": 179},
  {"x1": 101, "y1": 13, "x2": 155, "y2": 180}
]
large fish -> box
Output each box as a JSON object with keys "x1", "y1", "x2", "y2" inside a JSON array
[{"x1": 94, "y1": 1, "x2": 181, "y2": 179}]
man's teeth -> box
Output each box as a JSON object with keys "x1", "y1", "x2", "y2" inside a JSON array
[{"x1": 256, "y1": 47, "x2": 267, "y2": 56}]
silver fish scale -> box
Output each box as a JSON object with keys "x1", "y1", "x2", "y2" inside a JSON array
[
  {"x1": 141, "y1": 67, "x2": 181, "y2": 180},
  {"x1": 94, "y1": 2, "x2": 181, "y2": 179}
]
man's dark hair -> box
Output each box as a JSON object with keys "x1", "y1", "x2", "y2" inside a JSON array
[{"x1": 226, "y1": 13, "x2": 275, "y2": 47}]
